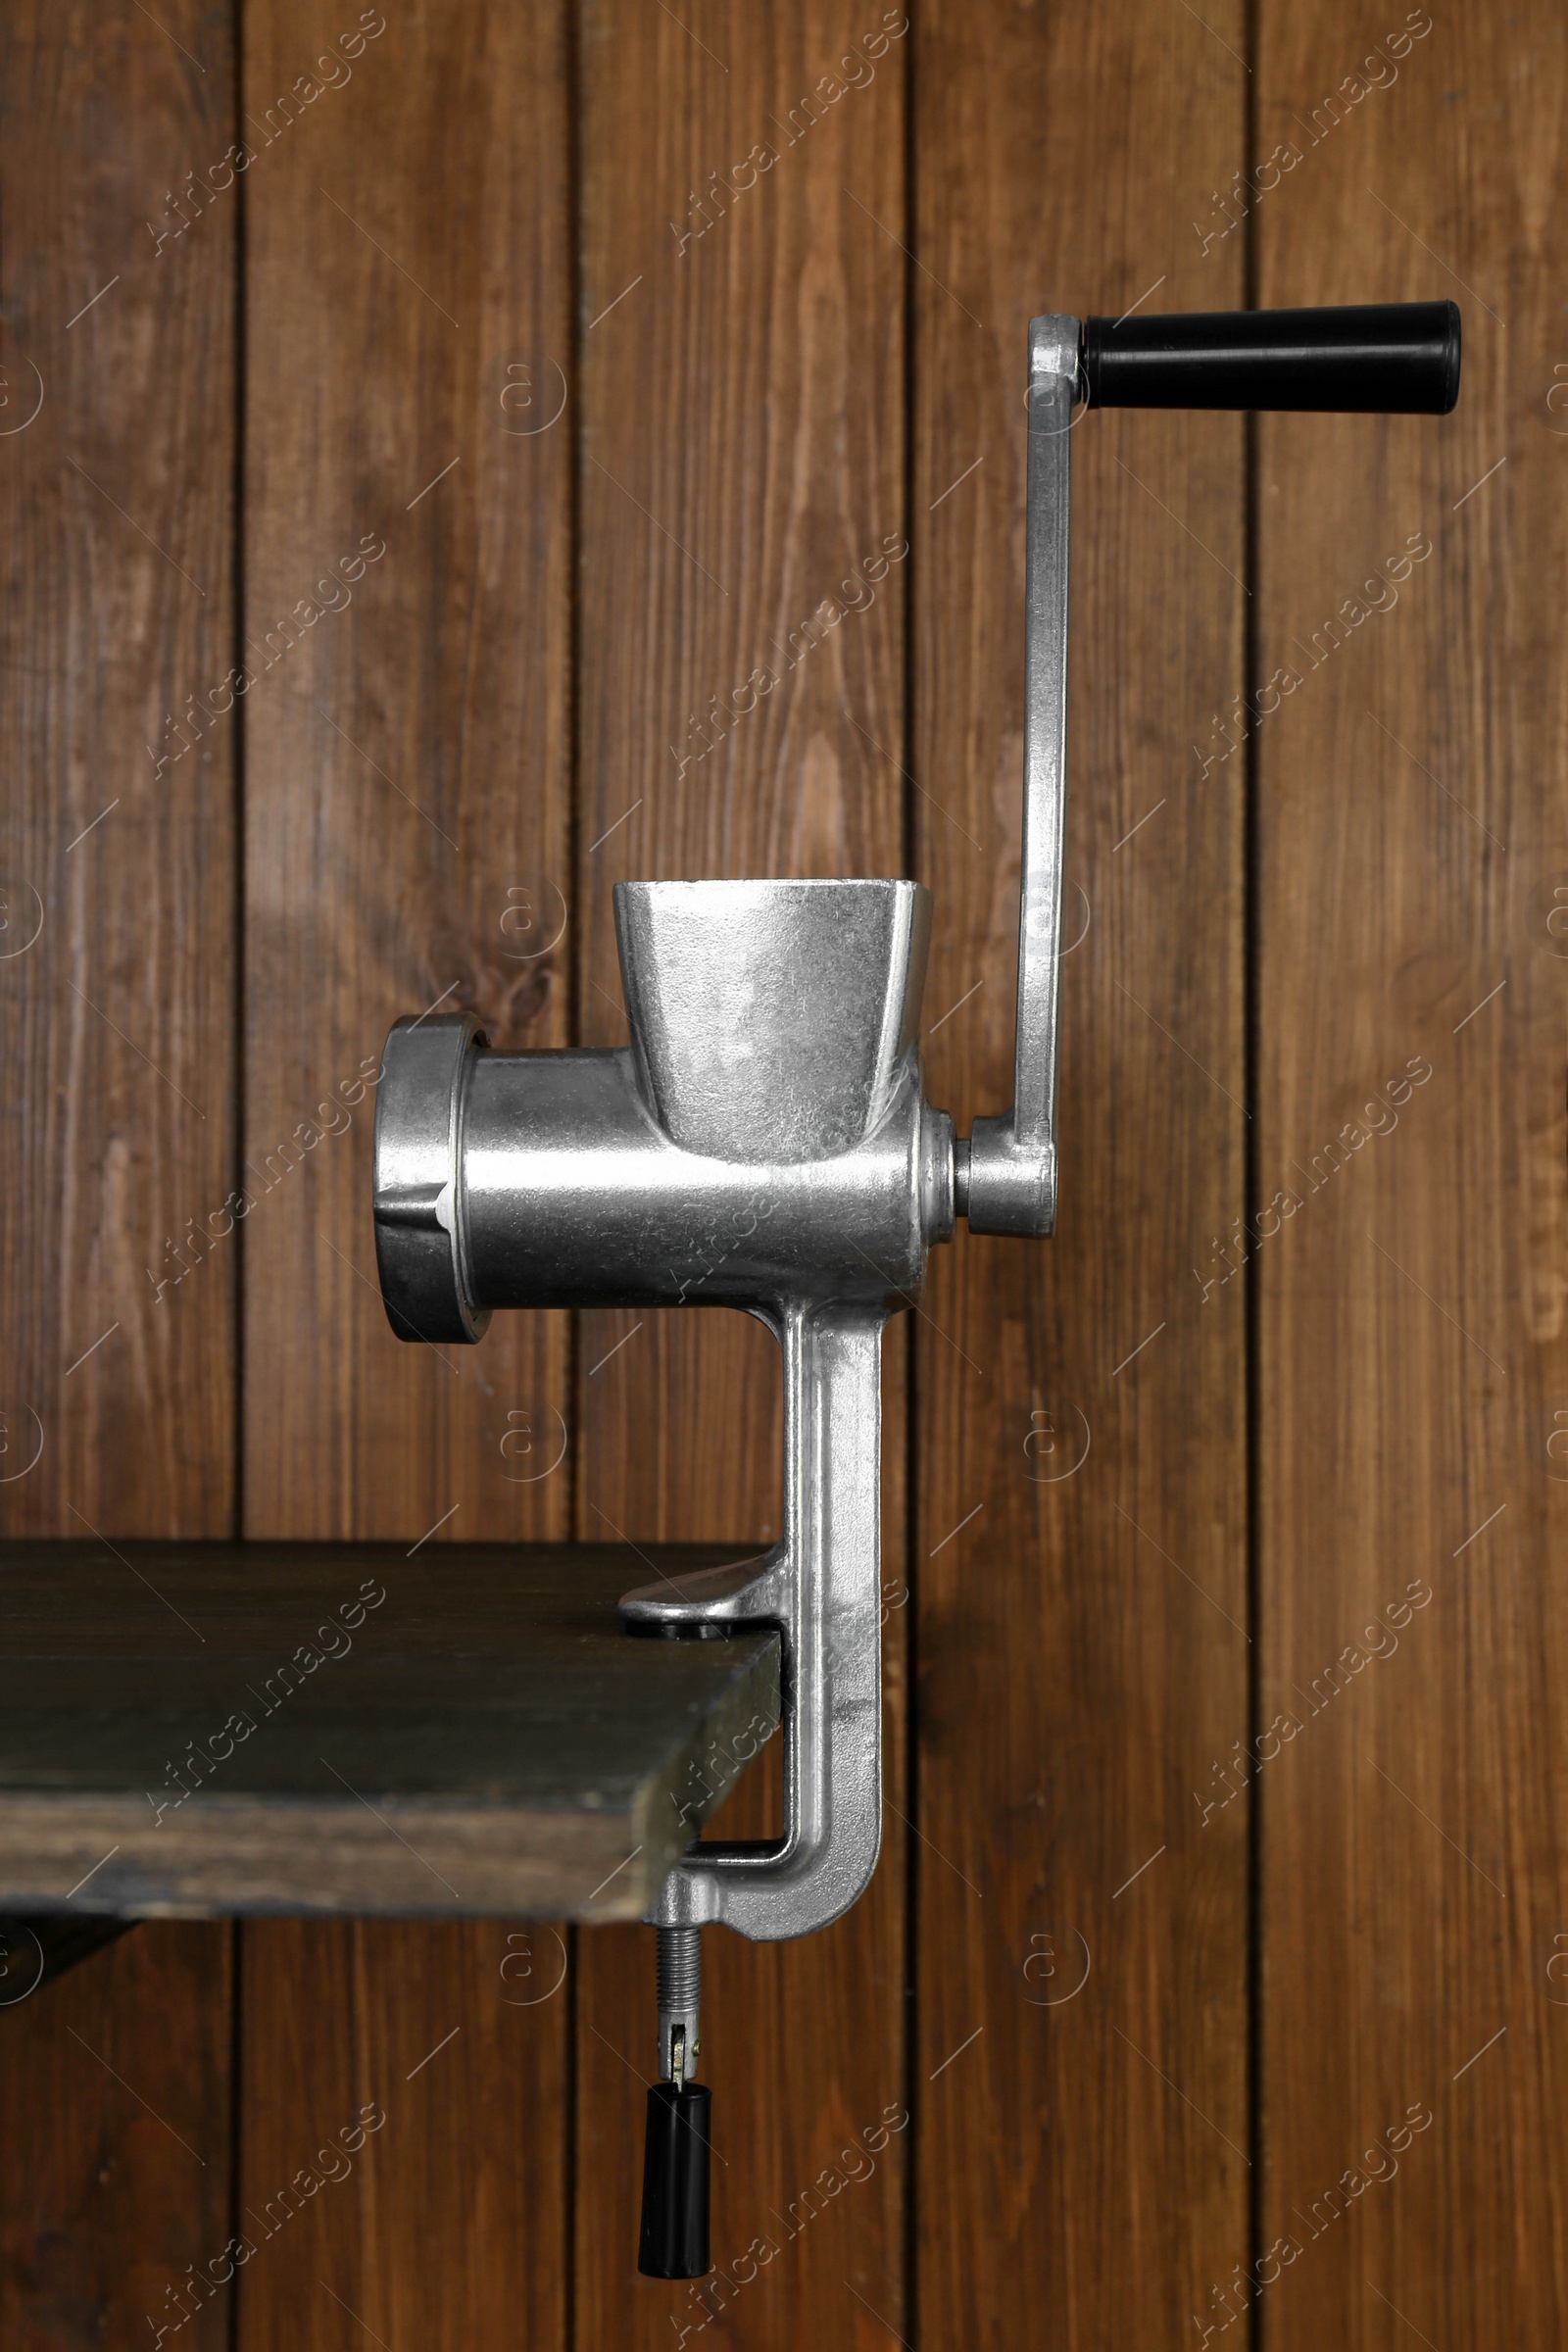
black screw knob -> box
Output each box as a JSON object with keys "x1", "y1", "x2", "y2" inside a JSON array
[
  {"x1": 638, "y1": 2079, "x2": 711, "y2": 2278},
  {"x1": 638, "y1": 1923, "x2": 711, "y2": 2278}
]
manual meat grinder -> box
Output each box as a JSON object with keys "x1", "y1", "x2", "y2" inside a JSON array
[{"x1": 371, "y1": 299, "x2": 1460, "y2": 2277}]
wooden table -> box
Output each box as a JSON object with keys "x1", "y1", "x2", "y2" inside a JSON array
[{"x1": 0, "y1": 1543, "x2": 778, "y2": 1922}]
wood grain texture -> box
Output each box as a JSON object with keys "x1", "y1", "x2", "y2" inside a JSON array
[
  {"x1": 238, "y1": 1917, "x2": 564, "y2": 2352},
  {"x1": 0, "y1": 1926, "x2": 234, "y2": 2352},
  {"x1": 0, "y1": 1544, "x2": 779, "y2": 1916},
  {"x1": 1254, "y1": 8, "x2": 1568, "y2": 2345},
  {"x1": 912, "y1": 4, "x2": 1250, "y2": 2343},
  {"x1": 0, "y1": 0, "x2": 236, "y2": 1544},
  {"x1": 239, "y1": 4, "x2": 574, "y2": 2345},
  {"x1": 241, "y1": 0, "x2": 572, "y2": 1544},
  {"x1": 572, "y1": 4, "x2": 911, "y2": 2341},
  {"x1": 0, "y1": 4, "x2": 237, "y2": 2342}
]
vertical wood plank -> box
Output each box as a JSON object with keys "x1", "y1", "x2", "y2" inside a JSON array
[
  {"x1": 242, "y1": 1, "x2": 572, "y2": 1546},
  {"x1": 572, "y1": 5, "x2": 910, "y2": 2341},
  {"x1": 912, "y1": 5, "x2": 1250, "y2": 2342},
  {"x1": 238, "y1": 1920, "x2": 567, "y2": 2350},
  {"x1": 0, "y1": 3, "x2": 236, "y2": 2339},
  {"x1": 240, "y1": 4, "x2": 573, "y2": 2345},
  {"x1": 1, "y1": 1929, "x2": 234, "y2": 2350},
  {"x1": 1256, "y1": 9, "x2": 1568, "y2": 2345}
]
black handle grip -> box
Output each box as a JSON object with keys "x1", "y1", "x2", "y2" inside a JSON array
[
  {"x1": 638, "y1": 2081, "x2": 711, "y2": 2279},
  {"x1": 1080, "y1": 301, "x2": 1459, "y2": 415}
]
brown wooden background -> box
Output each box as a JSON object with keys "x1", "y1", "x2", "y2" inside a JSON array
[{"x1": 2, "y1": 2, "x2": 1564, "y2": 2345}]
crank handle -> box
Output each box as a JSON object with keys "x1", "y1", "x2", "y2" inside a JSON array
[{"x1": 959, "y1": 301, "x2": 1461, "y2": 1239}]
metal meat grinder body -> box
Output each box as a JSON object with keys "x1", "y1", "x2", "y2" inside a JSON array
[{"x1": 370, "y1": 300, "x2": 1460, "y2": 2278}]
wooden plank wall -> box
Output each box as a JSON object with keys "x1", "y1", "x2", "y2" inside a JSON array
[
  {"x1": 912, "y1": 5, "x2": 1250, "y2": 2345},
  {"x1": 3, "y1": 3, "x2": 1566, "y2": 2349},
  {"x1": 0, "y1": 2, "x2": 237, "y2": 2342},
  {"x1": 1254, "y1": 7, "x2": 1568, "y2": 2351},
  {"x1": 237, "y1": 4, "x2": 574, "y2": 2347}
]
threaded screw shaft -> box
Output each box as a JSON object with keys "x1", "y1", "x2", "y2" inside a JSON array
[{"x1": 656, "y1": 1925, "x2": 702, "y2": 2085}]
